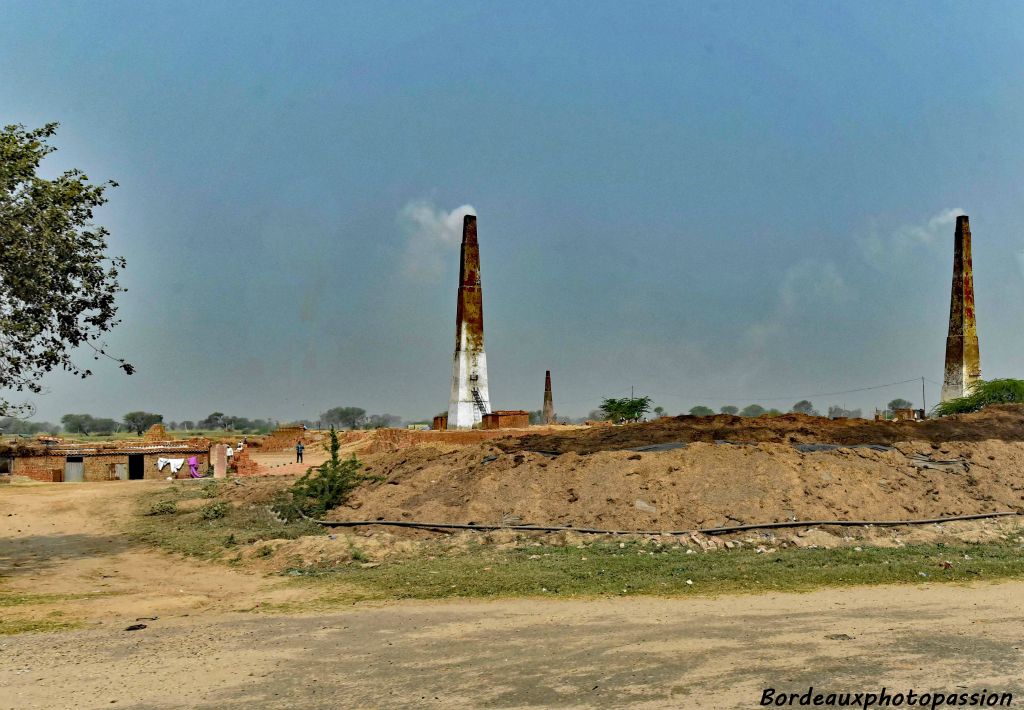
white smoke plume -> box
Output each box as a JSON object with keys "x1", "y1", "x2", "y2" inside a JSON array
[
  {"x1": 398, "y1": 199, "x2": 477, "y2": 279},
  {"x1": 859, "y1": 207, "x2": 964, "y2": 268}
]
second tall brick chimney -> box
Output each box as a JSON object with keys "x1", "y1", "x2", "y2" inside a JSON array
[{"x1": 940, "y1": 215, "x2": 982, "y2": 403}]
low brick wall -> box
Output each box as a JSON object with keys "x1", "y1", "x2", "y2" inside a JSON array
[
  {"x1": 482, "y1": 410, "x2": 530, "y2": 429},
  {"x1": 11, "y1": 456, "x2": 64, "y2": 481},
  {"x1": 18, "y1": 466, "x2": 63, "y2": 482}
]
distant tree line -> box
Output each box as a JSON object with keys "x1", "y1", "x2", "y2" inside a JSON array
[
  {"x1": 0, "y1": 411, "x2": 281, "y2": 438},
  {"x1": 320, "y1": 406, "x2": 402, "y2": 430},
  {"x1": 684, "y1": 401, "x2": 863, "y2": 419},
  {"x1": 0, "y1": 417, "x2": 60, "y2": 436},
  {"x1": 3, "y1": 407, "x2": 412, "y2": 438}
]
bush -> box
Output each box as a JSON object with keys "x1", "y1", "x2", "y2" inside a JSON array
[
  {"x1": 200, "y1": 501, "x2": 229, "y2": 520},
  {"x1": 272, "y1": 428, "x2": 378, "y2": 522},
  {"x1": 933, "y1": 378, "x2": 1024, "y2": 417},
  {"x1": 599, "y1": 396, "x2": 652, "y2": 423},
  {"x1": 146, "y1": 500, "x2": 177, "y2": 516}
]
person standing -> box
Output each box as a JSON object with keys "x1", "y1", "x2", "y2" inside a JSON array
[{"x1": 296, "y1": 440, "x2": 304, "y2": 463}]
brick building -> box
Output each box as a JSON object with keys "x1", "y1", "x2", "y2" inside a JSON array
[{"x1": 0, "y1": 439, "x2": 211, "y2": 482}]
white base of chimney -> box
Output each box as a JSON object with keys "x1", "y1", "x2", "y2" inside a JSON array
[{"x1": 448, "y1": 350, "x2": 490, "y2": 429}]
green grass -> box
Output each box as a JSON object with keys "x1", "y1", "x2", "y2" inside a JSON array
[
  {"x1": 0, "y1": 592, "x2": 101, "y2": 635},
  {"x1": 131, "y1": 482, "x2": 322, "y2": 560},
  {"x1": 0, "y1": 591, "x2": 101, "y2": 607},
  {"x1": 130, "y1": 481, "x2": 1024, "y2": 606},
  {"x1": 275, "y1": 537, "x2": 1024, "y2": 606},
  {"x1": 0, "y1": 618, "x2": 81, "y2": 635}
]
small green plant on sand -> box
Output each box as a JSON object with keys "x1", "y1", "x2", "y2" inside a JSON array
[
  {"x1": 200, "y1": 501, "x2": 228, "y2": 520},
  {"x1": 272, "y1": 427, "x2": 378, "y2": 521},
  {"x1": 146, "y1": 500, "x2": 177, "y2": 516}
]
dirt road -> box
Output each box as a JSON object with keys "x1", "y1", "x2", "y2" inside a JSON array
[
  {"x1": 2, "y1": 583, "x2": 1023, "y2": 709},
  {"x1": 1, "y1": 482, "x2": 1023, "y2": 709}
]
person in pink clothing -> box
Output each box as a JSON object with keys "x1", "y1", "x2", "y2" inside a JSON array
[{"x1": 188, "y1": 456, "x2": 200, "y2": 477}]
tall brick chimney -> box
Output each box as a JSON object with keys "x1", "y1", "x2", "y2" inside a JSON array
[
  {"x1": 542, "y1": 370, "x2": 554, "y2": 424},
  {"x1": 447, "y1": 215, "x2": 491, "y2": 428},
  {"x1": 940, "y1": 215, "x2": 982, "y2": 403}
]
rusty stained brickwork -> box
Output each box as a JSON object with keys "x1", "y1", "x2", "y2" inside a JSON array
[
  {"x1": 454, "y1": 215, "x2": 484, "y2": 351},
  {"x1": 941, "y1": 215, "x2": 982, "y2": 402},
  {"x1": 543, "y1": 370, "x2": 555, "y2": 424},
  {"x1": 447, "y1": 214, "x2": 491, "y2": 428}
]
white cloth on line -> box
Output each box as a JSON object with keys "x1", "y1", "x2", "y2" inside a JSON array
[{"x1": 157, "y1": 457, "x2": 186, "y2": 473}]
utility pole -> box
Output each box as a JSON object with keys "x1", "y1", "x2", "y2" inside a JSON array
[
  {"x1": 921, "y1": 376, "x2": 927, "y2": 414},
  {"x1": 631, "y1": 385, "x2": 634, "y2": 399}
]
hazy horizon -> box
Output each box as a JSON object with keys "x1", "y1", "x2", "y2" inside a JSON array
[{"x1": 3, "y1": 1, "x2": 1024, "y2": 425}]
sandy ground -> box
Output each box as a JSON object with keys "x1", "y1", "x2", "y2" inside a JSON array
[
  {"x1": 0, "y1": 482, "x2": 307, "y2": 623},
  {"x1": 2, "y1": 482, "x2": 1023, "y2": 709},
  {"x1": 2, "y1": 584, "x2": 1023, "y2": 709}
]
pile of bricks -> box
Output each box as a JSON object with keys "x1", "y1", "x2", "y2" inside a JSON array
[
  {"x1": 231, "y1": 447, "x2": 260, "y2": 477},
  {"x1": 143, "y1": 423, "x2": 169, "y2": 440},
  {"x1": 258, "y1": 426, "x2": 310, "y2": 452}
]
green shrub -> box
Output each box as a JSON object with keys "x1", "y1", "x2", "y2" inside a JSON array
[
  {"x1": 934, "y1": 378, "x2": 1024, "y2": 416},
  {"x1": 146, "y1": 500, "x2": 177, "y2": 516},
  {"x1": 200, "y1": 501, "x2": 228, "y2": 520},
  {"x1": 272, "y1": 428, "x2": 378, "y2": 522}
]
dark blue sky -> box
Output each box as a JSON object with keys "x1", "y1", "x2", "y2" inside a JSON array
[{"x1": 3, "y1": 1, "x2": 1023, "y2": 422}]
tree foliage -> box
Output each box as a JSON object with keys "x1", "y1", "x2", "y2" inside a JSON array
[
  {"x1": 60, "y1": 413, "x2": 118, "y2": 435},
  {"x1": 321, "y1": 406, "x2": 366, "y2": 429},
  {"x1": 272, "y1": 428, "x2": 378, "y2": 521},
  {"x1": 364, "y1": 413, "x2": 402, "y2": 429},
  {"x1": 790, "y1": 400, "x2": 818, "y2": 416},
  {"x1": 197, "y1": 412, "x2": 226, "y2": 429},
  {"x1": 887, "y1": 398, "x2": 914, "y2": 413},
  {"x1": 740, "y1": 404, "x2": 766, "y2": 417},
  {"x1": 0, "y1": 417, "x2": 59, "y2": 435},
  {"x1": 599, "y1": 396, "x2": 652, "y2": 423},
  {"x1": 933, "y1": 379, "x2": 1024, "y2": 417},
  {"x1": 688, "y1": 405, "x2": 715, "y2": 416},
  {"x1": 1, "y1": 123, "x2": 131, "y2": 416},
  {"x1": 827, "y1": 405, "x2": 863, "y2": 419},
  {"x1": 123, "y1": 411, "x2": 163, "y2": 436},
  {"x1": 719, "y1": 405, "x2": 739, "y2": 415}
]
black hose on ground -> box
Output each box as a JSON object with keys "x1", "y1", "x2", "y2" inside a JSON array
[{"x1": 308, "y1": 510, "x2": 1021, "y2": 536}]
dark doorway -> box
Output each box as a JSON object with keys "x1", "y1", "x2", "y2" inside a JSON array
[{"x1": 128, "y1": 454, "x2": 145, "y2": 480}]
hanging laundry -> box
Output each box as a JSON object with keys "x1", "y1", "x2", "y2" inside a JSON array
[
  {"x1": 157, "y1": 457, "x2": 186, "y2": 473},
  {"x1": 188, "y1": 456, "x2": 200, "y2": 478}
]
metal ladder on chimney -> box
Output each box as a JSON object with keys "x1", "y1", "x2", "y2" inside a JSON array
[{"x1": 471, "y1": 387, "x2": 489, "y2": 415}]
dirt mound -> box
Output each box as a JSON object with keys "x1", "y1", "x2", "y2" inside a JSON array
[
  {"x1": 499, "y1": 405, "x2": 1024, "y2": 455},
  {"x1": 328, "y1": 437, "x2": 1024, "y2": 532}
]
